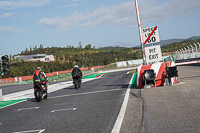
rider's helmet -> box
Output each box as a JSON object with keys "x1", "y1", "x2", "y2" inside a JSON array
[
  {"x1": 36, "y1": 66, "x2": 42, "y2": 71},
  {"x1": 74, "y1": 65, "x2": 78, "y2": 68}
]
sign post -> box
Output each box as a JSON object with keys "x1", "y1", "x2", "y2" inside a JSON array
[{"x1": 135, "y1": 0, "x2": 146, "y2": 65}]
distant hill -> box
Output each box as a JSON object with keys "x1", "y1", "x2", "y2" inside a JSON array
[
  {"x1": 101, "y1": 46, "x2": 127, "y2": 51},
  {"x1": 135, "y1": 36, "x2": 200, "y2": 47},
  {"x1": 187, "y1": 36, "x2": 200, "y2": 40}
]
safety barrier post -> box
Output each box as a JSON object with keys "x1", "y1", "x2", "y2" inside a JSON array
[
  {"x1": 184, "y1": 48, "x2": 187, "y2": 59},
  {"x1": 187, "y1": 46, "x2": 190, "y2": 59},
  {"x1": 190, "y1": 45, "x2": 194, "y2": 58},
  {"x1": 198, "y1": 42, "x2": 200, "y2": 53},
  {"x1": 195, "y1": 44, "x2": 197, "y2": 57},
  {"x1": 181, "y1": 49, "x2": 184, "y2": 59},
  {"x1": 0, "y1": 89, "x2": 2, "y2": 101}
]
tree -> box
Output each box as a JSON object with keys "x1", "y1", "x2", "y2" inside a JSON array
[
  {"x1": 79, "y1": 42, "x2": 82, "y2": 49},
  {"x1": 85, "y1": 44, "x2": 92, "y2": 50},
  {"x1": 25, "y1": 48, "x2": 28, "y2": 53},
  {"x1": 40, "y1": 44, "x2": 43, "y2": 49},
  {"x1": 103, "y1": 56, "x2": 110, "y2": 65},
  {"x1": 110, "y1": 48, "x2": 115, "y2": 54}
]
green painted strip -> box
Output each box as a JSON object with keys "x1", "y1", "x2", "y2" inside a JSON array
[
  {"x1": 131, "y1": 73, "x2": 138, "y2": 88},
  {"x1": 83, "y1": 73, "x2": 103, "y2": 79},
  {"x1": 0, "y1": 99, "x2": 27, "y2": 108}
]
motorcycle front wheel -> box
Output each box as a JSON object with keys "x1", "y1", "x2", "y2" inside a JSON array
[{"x1": 34, "y1": 89, "x2": 42, "y2": 102}]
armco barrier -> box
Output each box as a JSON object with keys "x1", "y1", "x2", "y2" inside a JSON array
[
  {"x1": 116, "y1": 61, "x2": 127, "y2": 67},
  {"x1": 137, "y1": 61, "x2": 176, "y2": 88}
]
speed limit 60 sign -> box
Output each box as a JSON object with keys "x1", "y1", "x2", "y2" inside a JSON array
[{"x1": 142, "y1": 26, "x2": 160, "y2": 44}]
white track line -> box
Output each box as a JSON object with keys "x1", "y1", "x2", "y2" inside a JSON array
[
  {"x1": 51, "y1": 108, "x2": 77, "y2": 113},
  {"x1": 17, "y1": 107, "x2": 39, "y2": 112},
  {"x1": 111, "y1": 73, "x2": 135, "y2": 133},
  {"x1": 13, "y1": 129, "x2": 45, "y2": 133}
]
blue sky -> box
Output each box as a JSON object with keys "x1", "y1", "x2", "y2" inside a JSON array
[{"x1": 0, "y1": 0, "x2": 200, "y2": 56}]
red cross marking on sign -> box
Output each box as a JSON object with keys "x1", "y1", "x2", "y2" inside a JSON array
[{"x1": 144, "y1": 26, "x2": 157, "y2": 44}]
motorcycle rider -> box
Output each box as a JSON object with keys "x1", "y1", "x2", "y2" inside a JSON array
[
  {"x1": 33, "y1": 67, "x2": 48, "y2": 93},
  {"x1": 71, "y1": 65, "x2": 82, "y2": 87}
]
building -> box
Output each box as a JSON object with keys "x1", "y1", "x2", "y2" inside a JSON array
[{"x1": 14, "y1": 54, "x2": 54, "y2": 62}]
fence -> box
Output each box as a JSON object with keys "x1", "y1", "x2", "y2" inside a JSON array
[{"x1": 163, "y1": 42, "x2": 200, "y2": 63}]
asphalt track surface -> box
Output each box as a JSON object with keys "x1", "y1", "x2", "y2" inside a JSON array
[
  {"x1": 142, "y1": 65, "x2": 200, "y2": 133},
  {"x1": 0, "y1": 70, "x2": 132, "y2": 133},
  {"x1": 1, "y1": 65, "x2": 200, "y2": 133},
  {"x1": 120, "y1": 64, "x2": 200, "y2": 133}
]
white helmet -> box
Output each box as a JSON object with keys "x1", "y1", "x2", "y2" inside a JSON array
[{"x1": 74, "y1": 65, "x2": 78, "y2": 68}]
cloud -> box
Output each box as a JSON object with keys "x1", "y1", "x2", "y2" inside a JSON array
[
  {"x1": 83, "y1": 2, "x2": 136, "y2": 29},
  {"x1": 17, "y1": 28, "x2": 26, "y2": 33},
  {"x1": 139, "y1": 0, "x2": 200, "y2": 22},
  {"x1": 59, "y1": 3, "x2": 80, "y2": 8},
  {"x1": 0, "y1": 0, "x2": 50, "y2": 9},
  {"x1": 37, "y1": 0, "x2": 200, "y2": 32},
  {"x1": 0, "y1": 13, "x2": 15, "y2": 18},
  {"x1": 0, "y1": 26, "x2": 14, "y2": 34},
  {"x1": 0, "y1": 26, "x2": 26, "y2": 34},
  {"x1": 37, "y1": 12, "x2": 87, "y2": 31}
]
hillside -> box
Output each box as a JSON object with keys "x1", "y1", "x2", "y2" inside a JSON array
[
  {"x1": 2, "y1": 38, "x2": 200, "y2": 78},
  {"x1": 135, "y1": 36, "x2": 200, "y2": 47}
]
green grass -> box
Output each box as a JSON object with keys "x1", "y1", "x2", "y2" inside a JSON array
[
  {"x1": 131, "y1": 73, "x2": 137, "y2": 88},
  {"x1": 82, "y1": 73, "x2": 103, "y2": 79},
  {"x1": 0, "y1": 99, "x2": 27, "y2": 108}
]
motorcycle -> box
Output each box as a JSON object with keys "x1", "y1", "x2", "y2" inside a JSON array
[
  {"x1": 34, "y1": 79, "x2": 48, "y2": 102},
  {"x1": 73, "y1": 75, "x2": 81, "y2": 89}
]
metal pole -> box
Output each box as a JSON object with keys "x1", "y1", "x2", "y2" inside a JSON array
[
  {"x1": 197, "y1": 42, "x2": 200, "y2": 57},
  {"x1": 190, "y1": 45, "x2": 194, "y2": 58},
  {"x1": 187, "y1": 46, "x2": 190, "y2": 59},
  {"x1": 182, "y1": 49, "x2": 185, "y2": 59},
  {"x1": 177, "y1": 51, "x2": 180, "y2": 60},
  {"x1": 197, "y1": 42, "x2": 200, "y2": 53},
  {"x1": 184, "y1": 48, "x2": 187, "y2": 59},
  {"x1": 178, "y1": 50, "x2": 180, "y2": 60},
  {"x1": 187, "y1": 46, "x2": 190, "y2": 54},
  {"x1": 176, "y1": 51, "x2": 179, "y2": 60},
  {"x1": 175, "y1": 51, "x2": 177, "y2": 60},
  {"x1": 194, "y1": 43, "x2": 197, "y2": 57},
  {"x1": 135, "y1": 0, "x2": 146, "y2": 65}
]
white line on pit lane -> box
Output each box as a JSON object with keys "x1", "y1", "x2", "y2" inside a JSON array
[
  {"x1": 48, "y1": 88, "x2": 123, "y2": 99},
  {"x1": 13, "y1": 129, "x2": 45, "y2": 133},
  {"x1": 17, "y1": 107, "x2": 39, "y2": 112},
  {"x1": 111, "y1": 73, "x2": 135, "y2": 133},
  {"x1": 51, "y1": 108, "x2": 77, "y2": 113}
]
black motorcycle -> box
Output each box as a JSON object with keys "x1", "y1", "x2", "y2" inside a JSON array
[
  {"x1": 34, "y1": 79, "x2": 48, "y2": 102},
  {"x1": 73, "y1": 75, "x2": 81, "y2": 89}
]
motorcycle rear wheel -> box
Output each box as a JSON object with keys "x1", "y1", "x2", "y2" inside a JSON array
[{"x1": 74, "y1": 80, "x2": 79, "y2": 89}]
